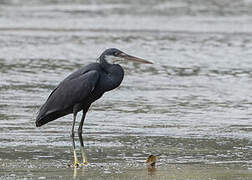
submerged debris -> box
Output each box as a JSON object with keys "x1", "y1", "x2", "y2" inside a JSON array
[{"x1": 146, "y1": 155, "x2": 158, "y2": 167}]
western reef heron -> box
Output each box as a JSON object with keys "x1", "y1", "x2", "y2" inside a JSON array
[{"x1": 35, "y1": 48, "x2": 152, "y2": 167}]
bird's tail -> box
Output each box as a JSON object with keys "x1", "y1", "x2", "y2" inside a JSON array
[
  {"x1": 36, "y1": 110, "x2": 68, "y2": 127},
  {"x1": 36, "y1": 113, "x2": 52, "y2": 127},
  {"x1": 36, "y1": 103, "x2": 71, "y2": 127}
]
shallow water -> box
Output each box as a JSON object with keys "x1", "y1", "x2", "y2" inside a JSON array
[{"x1": 0, "y1": 0, "x2": 252, "y2": 179}]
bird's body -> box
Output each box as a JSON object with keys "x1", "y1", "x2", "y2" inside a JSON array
[
  {"x1": 35, "y1": 48, "x2": 152, "y2": 167},
  {"x1": 36, "y1": 62, "x2": 124, "y2": 127}
]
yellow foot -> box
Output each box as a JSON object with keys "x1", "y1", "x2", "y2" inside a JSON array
[
  {"x1": 73, "y1": 162, "x2": 87, "y2": 168},
  {"x1": 73, "y1": 149, "x2": 80, "y2": 168},
  {"x1": 81, "y1": 160, "x2": 88, "y2": 166},
  {"x1": 74, "y1": 161, "x2": 81, "y2": 168},
  {"x1": 81, "y1": 147, "x2": 88, "y2": 166}
]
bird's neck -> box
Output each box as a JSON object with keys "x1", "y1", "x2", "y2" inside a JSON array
[
  {"x1": 99, "y1": 57, "x2": 124, "y2": 91},
  {"x1": 99, "y1": 56, "x2": 112, "y2": 72}
]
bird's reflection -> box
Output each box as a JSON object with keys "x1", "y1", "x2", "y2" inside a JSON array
[
  {"x1": 73, "y1": 166, "x2": 78, "y2": 179},
  {"x1": 73, "y1": 164, "x2": 86, "y2": 179}
]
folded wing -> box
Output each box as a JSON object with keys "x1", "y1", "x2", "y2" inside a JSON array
[{"x1": 36, "y1": 70, "x2": 100, "y2": 127}]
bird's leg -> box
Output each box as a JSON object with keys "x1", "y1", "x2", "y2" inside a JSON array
[
  {"x1": 79, "y1": 134, "x2": 88, "y2": 165},
  {"x1": 71, "y1": 111, "x2": 79, "y2": 167},
  {"x1": 78, "y1": 110, "x2": 88, "y2": 165}
]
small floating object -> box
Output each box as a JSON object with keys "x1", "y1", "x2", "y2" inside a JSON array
[{"x1": 146, "y1": 155, "x2": 158, "y2": 167}]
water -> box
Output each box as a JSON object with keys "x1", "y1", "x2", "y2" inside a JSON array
[{"x1": 0, "y1": 0, "x2": 252, "y2": 179}]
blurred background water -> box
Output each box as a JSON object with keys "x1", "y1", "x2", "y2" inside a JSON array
[{"x1": 0, "y1": 0, "x2": 252, "y2": 179}]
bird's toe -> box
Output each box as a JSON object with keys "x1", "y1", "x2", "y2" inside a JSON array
[{"x1": 74, "y1": 162, "x2": 80, "y2": 168}]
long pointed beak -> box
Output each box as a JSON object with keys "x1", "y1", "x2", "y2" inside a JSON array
[{"x1": 119, "y1": 53, "x2": 153, "y2": 64}]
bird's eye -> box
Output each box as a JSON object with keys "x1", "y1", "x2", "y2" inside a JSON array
[{"x1": 114, "y1": 52, "x2": 119, "y2": 56}]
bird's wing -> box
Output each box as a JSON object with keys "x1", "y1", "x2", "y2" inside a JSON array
[
  {"x1": 46, "y1": 64, "x2": 98, "y2": 100},
  {"x1": 36, "y1": 70, "x2": 100, "y2": 126}
]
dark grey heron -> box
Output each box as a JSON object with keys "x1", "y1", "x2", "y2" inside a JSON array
[{"x1": 36, "y1": 48, "x2": 152, "y2": 167}]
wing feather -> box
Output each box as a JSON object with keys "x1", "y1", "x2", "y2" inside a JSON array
[{"x1": 36, "y1": 70, "x2": 99, "y2": 127}]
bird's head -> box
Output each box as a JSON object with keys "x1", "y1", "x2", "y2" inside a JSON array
[{"x1": 99, "y1": 48, "x2": 153, "y2": 65}]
